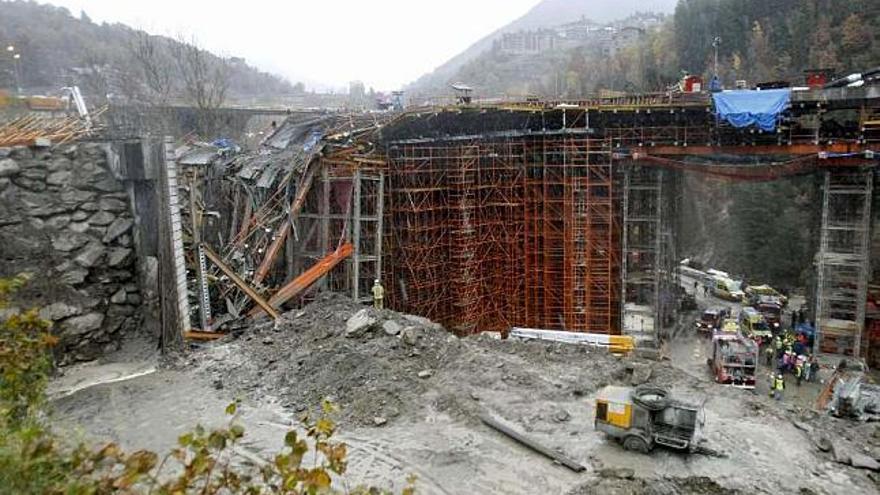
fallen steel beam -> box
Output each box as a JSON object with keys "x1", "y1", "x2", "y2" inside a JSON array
[
  {"x1": 253, "y1": 159, "x2": 321, "y2": 285},
  {"x1": 248, "y1": 242, "x2": 353, "y2": 318},
  {"x1": 201, "y1": 243, "x2": 280, "y2": 320},
  {"x1": 479, "y1": 413, "x2": 586, "y2": 473}
]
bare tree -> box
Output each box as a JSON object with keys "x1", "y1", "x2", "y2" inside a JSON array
[
  {"x1": 170, "y1": 35, "x2": 231, "y2": 136},
  {"x1": 77, "y1": 51, "x2": 113, "y2": 106},
  {"x1": 128, "y1": 31, "x2": 175, "y2": 108},
  {"x1": 108, "y1": 30, "x2": 179, "y2": 136}
]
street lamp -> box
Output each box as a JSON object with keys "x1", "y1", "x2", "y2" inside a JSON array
[
  {"x1": 5, "y1": 45, "x2": 13, "y2": 52},
  {"x1": 11, "y1": 52, "x2": 21, "y2": 95}
]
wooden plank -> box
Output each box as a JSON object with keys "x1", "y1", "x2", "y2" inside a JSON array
[
  {"x1": 185, "y1": 330, "x2": 226, "y2": 341},
  {"x1": 200, "y1": 243, "x2": 280, "y2": 320}
]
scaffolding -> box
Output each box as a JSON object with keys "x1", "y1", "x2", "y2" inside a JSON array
[
  {"x1": 385, "y1": 133, "x2": 618, "y2": 335},
  {"x1": 350, "y1": 169, "x2": 384, "y2": 303},
  {"x1": 293, "y1": 160, "x2": 383, "y2": 302},
  {"x1": 563, "y1": 137, "x2": 616, "y2": 332},
  {"x1": 386, "y1": 143, "x2": 452, "y2": 324},
  {"x1": 814, "y1": 170, "x2": 874, "y2": 357},
  {"x1": 620, "y1": 164, "x2": 678, "y2": 343}
]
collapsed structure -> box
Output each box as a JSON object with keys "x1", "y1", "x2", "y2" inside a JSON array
[
  {"x1": 155, "y1": 87, "x2": 880, "y2": 355},
  {"x1": 4, "y1": 84, "x2": 878, "y2": 364},
  {"x1": 151, "y1": 85, "x2": 878, "y2": 363}
]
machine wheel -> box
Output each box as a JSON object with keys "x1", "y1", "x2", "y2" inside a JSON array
[
  {"x1": 632, "y1": 385, "x2": 670, "y2": 411},
  {"x1": 623, "y1": 435, "x2": 651, "y2": 454}
]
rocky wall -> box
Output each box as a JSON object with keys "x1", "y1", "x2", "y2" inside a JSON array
[{"x1": 0, "y1": 143, "x2": 142, "y2": 363}]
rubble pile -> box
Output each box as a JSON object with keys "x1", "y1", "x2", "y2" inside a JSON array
[
  {"x1": 195, "y1": 293, "x2": 632, "y2": 426},
  {"x1": 0, "y1": 144, "x2": 141, "y2": 362}
]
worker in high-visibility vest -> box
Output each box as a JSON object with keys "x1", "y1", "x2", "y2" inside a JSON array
[
  {"x1": 372, "y1": 279, "x2": 384, "y2": 310},
  {"x1": 772, "y1": 373, "x2": 785, "y2": 401}
]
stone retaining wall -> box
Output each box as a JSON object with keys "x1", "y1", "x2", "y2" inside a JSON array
[{"x1": 0, "y1": 143, "x2": 142, "y2": 363}]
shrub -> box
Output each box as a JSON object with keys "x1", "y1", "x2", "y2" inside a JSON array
[{"x1": 0, "y1": 274, "x2": 414, "y2": 494}]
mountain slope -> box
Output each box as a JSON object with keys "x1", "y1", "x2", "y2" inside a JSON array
[
  {"x1": 409, "y1": 0, "x2": 678, "y2": 92},
  {"x1": 0, "y1": 1, "x2": 297, "y2": 99}
]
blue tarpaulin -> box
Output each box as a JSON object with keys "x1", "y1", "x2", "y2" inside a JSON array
[{"x1": 712, "y1": 88, "x2": 791, "y2": 132}]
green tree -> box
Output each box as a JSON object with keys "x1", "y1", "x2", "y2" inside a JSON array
[
  {"x1": 840, "y1": 13, "x2": 874, "y2": 70},
  {"x1": 747, "y1": 21, "x2": 774, "y2": 82},
  {"x1": 809, "y1": 15, "x2": 838, "y2": 70},
  {"x1": 0, "y1": 276, "x2": 414, "y2": 494}
]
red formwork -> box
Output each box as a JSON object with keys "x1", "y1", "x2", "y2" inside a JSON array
[{"x1": 385, "y1": 134, "x2": 619, "y2": 335}]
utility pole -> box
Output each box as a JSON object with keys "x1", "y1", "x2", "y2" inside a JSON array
[{"x1": 712, "y1": 36, "x2": 722, "y2": 77}]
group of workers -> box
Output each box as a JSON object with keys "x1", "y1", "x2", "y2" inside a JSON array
[{"x1": 765, "y1": 331, "x2": 820, "y2": 400}]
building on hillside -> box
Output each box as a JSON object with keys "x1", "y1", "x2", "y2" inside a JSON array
[
  {"x1": 492, "y1": 12, "x2": 661, "y2": 58},
  {"x1": 495, "y1": 29, "x2": 559, "y2": 55},
  {"x1": 606, "y1": 26, "x2": 646, "y2": 57}
]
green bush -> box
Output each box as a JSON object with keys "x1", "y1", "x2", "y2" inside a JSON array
[{"x1": 0, "y1": 274, "x2": 414, "y2": 494}]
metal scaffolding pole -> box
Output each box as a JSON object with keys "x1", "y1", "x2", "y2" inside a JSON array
[
  {"x1": 814, "y1": 170, "x2": 874, "y2": 357},
  {"x1": 621, "y1": 164, "x2": 662, "y2": 344}
]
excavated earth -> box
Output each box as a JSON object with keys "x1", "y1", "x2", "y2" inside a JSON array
[
  {"x1": 54, "y1": 294, "x2": 880, "y2": 494},
  {"x1": 190, "y1": 293, "x2": 632, "y2": 428}
]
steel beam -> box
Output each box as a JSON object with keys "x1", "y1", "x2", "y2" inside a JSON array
[{"x1": 201, "y1": 243, "x2": 280, "y2": 320}]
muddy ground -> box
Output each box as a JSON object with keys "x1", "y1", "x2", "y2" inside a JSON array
[{"x1": 51, "y1": 292, "x2": 880, "y2": 494}]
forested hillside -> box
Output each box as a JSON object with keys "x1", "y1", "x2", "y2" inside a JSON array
[
  {"x1": 409, "y1": 0, "x2": 677, "y2": 96},
  {"x1": 421, "y1": 0, "x2": 880, "y2": 98},
  {"x1": 0, "y1": 1, "x2": 299, "y2": 100}
]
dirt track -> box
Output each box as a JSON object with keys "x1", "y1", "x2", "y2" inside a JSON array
[{"x1": 51, "y1": 294, "x2": 880, "y2": 494}]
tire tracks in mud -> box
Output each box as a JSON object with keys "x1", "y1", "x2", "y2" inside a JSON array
[{"x1": 341, "y1": 434, "x2": 456, "y2": 495}]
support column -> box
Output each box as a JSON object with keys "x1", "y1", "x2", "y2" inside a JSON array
[
  {"x1": 376, "y1": 171, "x2": 384, "y2": 286},
  {"x1": 814, "y1": 170, "x2": 874, "y2": 357},
  {"x1": 351, "y1": 169, "x2": 362, "y2": 301},
  {"x1": 158, "y1": 136, "x2": 189, "y2": 346},
  {"x1": 319, "y1": 165, "x2": 330, "y2": 290},
  {"x1": 621, "y1": 164, "x2": 662, "y2": 345}
]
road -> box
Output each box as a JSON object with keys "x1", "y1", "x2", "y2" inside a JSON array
[{"x1": 673, "y1": 272, "x2": 823, "y2": 409}]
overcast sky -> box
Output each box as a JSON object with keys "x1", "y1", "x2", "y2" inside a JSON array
[{"x1": 43, "y1": 0, "x2": 544, "y2": 91}]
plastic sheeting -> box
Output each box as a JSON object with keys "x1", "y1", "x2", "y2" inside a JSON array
[{"x1": 712, "y1": 88, "x2": 791, "y2": 132}]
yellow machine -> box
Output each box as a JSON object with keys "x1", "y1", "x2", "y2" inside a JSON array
[{"x1": 594, "y1": 385, "x2": 703, "y2": 453}]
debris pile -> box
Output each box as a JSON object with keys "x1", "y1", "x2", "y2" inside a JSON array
[
  {"x1": 175, "y1": 112, "x2": 389, "y2": 328},
  {"x1": 192, "y1": 293, "x2": 632, "y2": 427}
]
